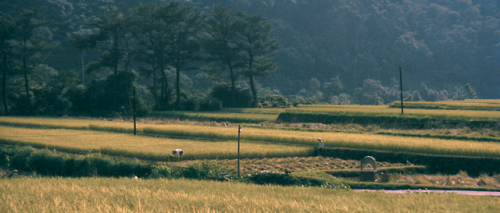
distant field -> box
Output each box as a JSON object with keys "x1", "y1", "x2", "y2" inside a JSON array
[
  {"x1": 1, "y1": 118, "x2": 500, "y2": 158},
  {"x1": 389, "y1": 99, "x2": 500, "y2": 111},
  {"x1": 149, "y1": 111, "x2": 278, "y2": 123},
  {"x1": 1, "y1": 178, "x2": 499, "y2": 212},
  {"x1": 292, "y1": 104, "x2": 500, "y2": 120},
  {"x1": 0, "y1": 126, "x2": 313, "y2": 161}
]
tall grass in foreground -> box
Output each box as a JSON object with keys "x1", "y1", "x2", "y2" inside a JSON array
[
  {"x1": 0, "y1": 126, "x2": 312, "y2": 161},
  {"x1": 0, "y1": 178, "x2": 499, "y2": 213}
]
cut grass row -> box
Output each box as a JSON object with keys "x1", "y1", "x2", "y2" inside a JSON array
[
  {"x1": 1, "y1": 178, "x2": 499, "y2": 212},
  {"x1": 0, "y1": 126, "x2": 313, "y2": 161}
]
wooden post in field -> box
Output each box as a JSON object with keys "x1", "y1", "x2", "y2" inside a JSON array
[
  {"x1": 133, "y1": 86, "x2": 136, "y2": 135},
  {"x1": 238, "y1": 125, "x2": 241, "y2": 178},
  {"x1": 399, "y1": 66, "x2": 404, "y2": 114}
]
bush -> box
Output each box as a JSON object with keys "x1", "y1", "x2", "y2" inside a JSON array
[
  {"x1": 258, "y1": 94, "x2": 288, "y2": 108},
  {"x1": 199, "y1": 99, "x2": 222, "y2": 111},
  {"x1": 210, "y1": 84, "x2": 252, "y2": 108},
  {"x1": 248, "y1": 171, "x2": 324, "y2": 186}
]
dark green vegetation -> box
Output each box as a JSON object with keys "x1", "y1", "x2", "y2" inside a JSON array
[
  {"x1": 1, "y1": 0, "x2": 499, "y2": 117},
  {"x1": 278, "y1": 111, "x2": 500, "y2": 129}
]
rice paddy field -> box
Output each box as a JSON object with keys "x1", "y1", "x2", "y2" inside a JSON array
[
  {"x1": 289, "y1": 105, "x2": 500, "y2": 120},
  {"x1": 0, "y1": 126, "x2": 312, "y2": 161},
  {"x1": 1, "y1": 117, "x2": 500, "y2": 158},
  {"x1": 1, "y1": 178, "x2": 499, "y2": 213},
  {"x1": 390, "y1": 99, "x2": 500, "y2": 111}
]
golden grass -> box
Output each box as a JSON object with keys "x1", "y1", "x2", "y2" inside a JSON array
[
  {"x1": 1, "y1": 117, "x2": 500, "y2": 157},
  {"x1": 293, "y1": 105, "x2": 500, "y2": 119},
  {"x1": 0, "y1": 126, "x2": 312, "y2": 160},
  {"x1": 0, "y1": 178, "x2": 499, "y2": 213}
]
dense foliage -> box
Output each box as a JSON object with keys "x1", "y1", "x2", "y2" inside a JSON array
[{"x1": 0, "y1": 0, "x2": 498, "y2": 115}]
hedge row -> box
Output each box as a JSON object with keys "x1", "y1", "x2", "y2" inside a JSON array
[
  {"x1": 277, "y1": 112, "x2": 500, "y2": 129},
  {"x1": 317, "y1": 148, "x2": 500, "y2": 176},
  {"x1": 0, "y1": 146, "x2": 151, "y2": 177}
]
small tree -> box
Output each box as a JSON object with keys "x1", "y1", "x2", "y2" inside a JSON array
[{"x1": 464, "y1": 83, "x2": 477, "y2": 99}]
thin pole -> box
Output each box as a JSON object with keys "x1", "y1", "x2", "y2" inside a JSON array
[
  {"x1": 81, "y1": 53, "x2": 84, "y2": 85},
  {"x1": 133, "y1": 86, "x2": 136, "y2": 135},
  {"x1": 238, "y1": 125, "x2": 241, "y2": 178},
  {"x1": 399, "y1": 66, "x2": 404, "y2": 114}
]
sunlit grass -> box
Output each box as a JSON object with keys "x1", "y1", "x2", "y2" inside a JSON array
[
  {"x1": 1, "y1": 117, "x2": 500, "y2": 157},
  {"x1": 0, "y1": 126, "x2": 312, "y2": 161},
  {"x1": 389, "y1": 99, "x2": 500, "y2": 111},
  {"x1": 0, "y1": 178, "x2": 499, "y2": 212},
  {"x1": 149, "y1": 111, "x2": 278, "y2": 123}
]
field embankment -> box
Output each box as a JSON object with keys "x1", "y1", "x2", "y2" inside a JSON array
[{"x1": 389, "y1": 99, "x2": 500, "y2": 111}]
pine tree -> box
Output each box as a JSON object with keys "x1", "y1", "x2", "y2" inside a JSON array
[
  {"x1": 203, "y1": 6, "x2": 244, "y2": 108},
  {"x1": 237, "y1": 11, "x2": 279, "y2": 108},
  {"x1": 13, "y1": 8, "x2": 56, "y2": 115},
  {"x1": 0, "y1": 13, "x2": 16, "y2": 115}
]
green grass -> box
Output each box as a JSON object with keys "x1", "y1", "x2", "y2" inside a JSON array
[{"x1": 1, "y1": 178, "x2": 499, "y2": 212}]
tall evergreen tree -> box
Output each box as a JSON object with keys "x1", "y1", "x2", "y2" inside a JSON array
[
  {"x1": 71, "y1": 6, "x2": 127, "y2": 109},
  {"x1": 237, "y1": 11, "x2": 279, "y2": 107},
  {"x1": 203, "y1": 5, "x2": 243, "y2": 108},
  {"x1": 13, "y1": 8, "x2": 56, "y2": 115},
  {"x1": 0, "y1": 13, "x2": 16, "y2": 115},
  {"x1": 166, "y1": 3, "x2": 203, "y2": 110}
]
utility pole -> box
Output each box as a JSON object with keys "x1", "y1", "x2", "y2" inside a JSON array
[
  {"x1": 237, "y1": 125, "x2": 241, "y2": 178},
  {"x1": 133, "y1": 86, "x2": 136, "y2": 135},
  {"x1": 81, "y1": 52, "x2": 85, "y2": 85},
  {"x1": 399, "y1": 66, "x2": 404, "y2": 114}
]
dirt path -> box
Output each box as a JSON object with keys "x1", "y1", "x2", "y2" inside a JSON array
[{"x1": 355, "y1": 189, "x2": 500, "y2": 196}]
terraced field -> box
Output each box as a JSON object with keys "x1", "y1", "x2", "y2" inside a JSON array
[{"x1": 0, "y1": 126, "x2": 313, "y2": 161}]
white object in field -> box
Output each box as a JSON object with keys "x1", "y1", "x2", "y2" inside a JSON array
[
  {"x1": 318, "y1": 138, "x2": 324, "y2": 149},
  {"x1": 172, "y1": 149, "x2": 184, "y2": 156}
]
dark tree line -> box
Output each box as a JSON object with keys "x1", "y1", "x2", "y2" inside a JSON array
[{"x1": 0, "y1": 2, "x2": 279, "y2": 115}]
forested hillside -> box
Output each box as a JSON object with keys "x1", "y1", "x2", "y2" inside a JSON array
[{"x1": 0, "y1": 0, "x2": 498, "y2": 115}]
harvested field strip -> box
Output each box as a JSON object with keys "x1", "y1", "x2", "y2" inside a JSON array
[
  {"x1": 293, "y1": 104, "x2": 500, "y2": 120},
  {"x1": 149, "y1": 111, "x2": 278, "y2": 123},
  {"x1": 1, "y1": 178, "x2": 499, "y2": 212},
  {"x1": 0, "y1": 126, "x2": 313, "y2": 161}
]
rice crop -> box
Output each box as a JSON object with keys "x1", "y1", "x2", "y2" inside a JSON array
[
  {"x1": 0, "y1": 178, "x2": 499, "y2": 212},
  {"x1": 293, "y1": 105, "x2": 500, "y2": 120},
  {"x1": 2, "y1": 117, "x2": 500, "y2": 158},
  {"x1": 149, "y1": 111, "x2": 278, "y2": 123},
  {"x1": 389, "y1": 99, "x2": 500, "y2": 111},
  {"x1": 0, "y1": 126, "x2": 313, "y2": 161}
]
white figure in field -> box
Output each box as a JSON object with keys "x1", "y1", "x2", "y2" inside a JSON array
[
  {"x1": 318, "y1": 138, "x2": 324, "y2": 150},
  {"x1": 172, "y1": 149, "x2": 184, "y2": 156}
]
